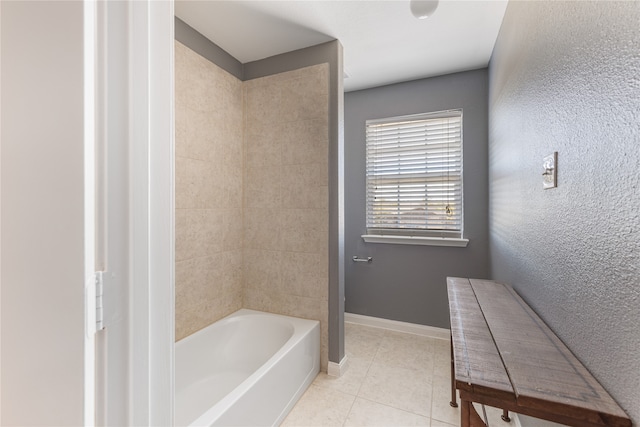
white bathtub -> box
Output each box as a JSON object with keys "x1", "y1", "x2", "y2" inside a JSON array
[{"x1": 175, "y1": 309, "x2": 320, "y2": 426}]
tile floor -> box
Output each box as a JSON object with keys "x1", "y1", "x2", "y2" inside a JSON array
[{"x1": 282, "y1": 321, "x2": 512, "y2": 427}]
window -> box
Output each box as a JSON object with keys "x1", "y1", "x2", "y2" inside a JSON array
[{"x1": 364, "y1": 109, "x2": 467, "y2": 246}]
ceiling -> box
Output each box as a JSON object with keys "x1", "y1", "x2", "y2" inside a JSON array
[{"x1": 175, "y1": 0, "x2": 509, "y2": 92}]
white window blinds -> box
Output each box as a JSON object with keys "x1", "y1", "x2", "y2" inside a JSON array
[{"x1": 366, "y1": 109, "x2": 463, "y2": 238}]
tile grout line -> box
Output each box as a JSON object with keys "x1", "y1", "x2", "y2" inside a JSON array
[
  {"x1": 344, "y1": 329, "x2": 384, "y2": 427},
  {"x1": 430, "y1": 339, "x2": 451, "y2": 426},
  {"x1": 342, "y1": 324, "x2": 450, "y2": 426},
  {"x1": 341, "y1": 393, "x2": 358, "y2": 427}
]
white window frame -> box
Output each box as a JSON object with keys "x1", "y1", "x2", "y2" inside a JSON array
[{"x1": 362, "y1": 109, "x2": 468, "y2": 247}]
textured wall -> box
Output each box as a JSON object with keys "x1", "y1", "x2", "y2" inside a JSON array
[
  {"x1": 345, "y1": 70, "x2": 489, "y2": 329},
  {"x1": 175, "y1": 41, "x2": 244, "y2": 340},
  {"x1": 488, "y1": 1, "x2": 640, "y2": 423},
  {"x1": 243, "y1": 64, "x2": 330, "y2": 371}
]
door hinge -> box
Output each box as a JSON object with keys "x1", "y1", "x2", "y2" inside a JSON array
[{"x1": 95, "y1": 271, "x2": 105, "y2": 331}]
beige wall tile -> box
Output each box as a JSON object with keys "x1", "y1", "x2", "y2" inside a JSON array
[
  {"x1": 245, "y1": 83, "x2": 282, "y2": 126},
  {"x1": 244, "y1": 164, "x2": 281, "y2": 209},
  {"x1": 175, "y1": 157, "x2": 208, "y2": 210},
  {"x1": 273, "y1": 293, "x2": 322, "y2": 321},
  {"x1": 175, "y1": 257, "x2": 222, "y2": 315},
  {"x1": 245, "y1": 125, "x2": 283, "y2": 169},
  {"x1": 206, "y1": 288, "x2": 243, "y2": 323},
  {"x1": 243, "y1": 249, "x2": 282, "y2": 292},
  {"x1": 222, "y1": 163, "x2": 243, "y2": 209},
  {"x1": 280, "y1": 209, "x2": 328, "y2": 254},
  {"x1": 221, "y1": 249, "x2": 243, "y2": 290},
  {"x1": 174, "y1": 106, "x2": 197, "y2": 160},
  {"x1": 177, "y1": 42, "x2": 331, "y2": 369},
  {"x1": 281, "y1": 164, "x2": 328, "y2": 209},
  {"x1": 242, "y1": 63, "x2": 330, "y2": 370},
  {"x1": 242, "y1": 71, "x2": 285, "y2": 91},
  {"x1": 243, "y1": 208, "x2": 282, "y2": 251},
  {"x1": 244, "y1": 64, "x2": 328, "y2": 91},
  {"x1": 281, "y1": 118, "x2": 329, "y2": 166},
  {"x1": 176, "y1": 288, "x2": 243, "y2": 341},
  {"x1": 242, "y1": 286, "x2": 276, "y2": 313},
  {"x1": 280, "y1": 85, "x2": 323, "y2": 122},
  {"x1": 175, "y1": 209, "x2": 224, "y2": 261},
  {"x1": 175, "y1": 41, "x2": 244, "y2": 339},
  {"x1": 280, "y1": 70, "x2": 329, "y2": 122},
  {"x1": 280, "y1": 251, "x2": 328, "y2": 300},
  {"x1": 222, "y1": 209, "x2": 243, "y2": 251},
  {"x1": 174, "y1": 259, "x2": 195, "y2": 315},
  {"x1": 320, "y1": 302, "x2": 329, "y2": 372},
  {"x1": 202, "y1": 162, "x2": 228, "y2": 209},
  {"x1": 175, "y1": 43, "x2": 212, "y2": 112},
  {"x1": 175, "y1": 209, "x2": 189, "y2": 262},
  {"x1": 213, "y1": 70, "x2": 243, "y2": 112},
  {"x1": 175, "y1": 304, "x2": 195, "y2": 342}
]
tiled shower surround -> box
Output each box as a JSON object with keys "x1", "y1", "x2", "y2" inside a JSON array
[
  {"x1": 175, "y1": 42, "x2": 244, "y2": 340},
  {"x1": 175, "y1": 41, "x2": 330, "y2": 370},
  {"x1": 243, "y1": 63, "x2": 330, "y2": 371}
]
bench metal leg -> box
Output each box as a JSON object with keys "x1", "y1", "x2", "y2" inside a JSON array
[
  {"x1": 501, "y1": 409, "x2": 511, "y2": 422},
  {"x1": 461, "y1": 400, "x2": 487, "y2": 427},
  {"x1": 450, "y1": 335, "x2": 458, "y2": 407}
]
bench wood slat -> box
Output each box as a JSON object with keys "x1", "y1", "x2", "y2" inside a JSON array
[
  {"x1": 448, "y1": 277, "x2": 514, "y2": 396},
  {"x1": 448, "y1": 277, "x2": 631, "y2": 427}
]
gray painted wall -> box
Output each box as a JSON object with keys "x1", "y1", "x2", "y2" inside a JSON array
[
  {"x1": 175, "y1": 17, "x2": 243, "y2": 79},
  {"x1": 488, "y1": 1, "x2": 639, "y2": 423},
  {"x1": 345, "y1": 70, "x2": 489, "y2": 329}
]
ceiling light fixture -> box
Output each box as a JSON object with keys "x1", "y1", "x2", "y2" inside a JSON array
[{"x1": 410, "y1": 0, "x2": 439, "y2": 19}]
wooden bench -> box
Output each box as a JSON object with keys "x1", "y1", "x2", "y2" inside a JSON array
[{"x1": 447, "y1": 277, "x2": 631, "y2": 427}]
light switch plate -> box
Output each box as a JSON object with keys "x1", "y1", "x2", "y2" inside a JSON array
[{"x1": 543, "y1": 152, "x2": 557, "y2": 189}]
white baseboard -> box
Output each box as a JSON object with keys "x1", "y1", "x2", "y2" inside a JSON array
[
  {"x1": 327, "y1": 354, "x2": 349, "y2": 377},
  {"x1": 345, "y1": 312, "x2": 450, "y2": 341}
]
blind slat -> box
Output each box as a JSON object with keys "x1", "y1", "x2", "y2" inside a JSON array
[{"x1": 366, "y1": 110, "x2": 463, "y2": 235}]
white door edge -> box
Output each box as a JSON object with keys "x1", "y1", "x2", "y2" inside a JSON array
[
  {"x1": 83, "y1": 0, "x2": 97, "y2": 424},
  {"x1": 91, "y1": 1, "x2": 175, "y2": 424}
]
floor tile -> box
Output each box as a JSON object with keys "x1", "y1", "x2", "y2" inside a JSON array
[
  {"x1": 281, "y1": 384, "x2": 355, "y2": 427},
  {"x1": 474, "y1": 403, "x2": 514, "y2": 427},
  {"x1": 373, "y1": 331, "x2": 436, "y2": 373},
  {"x1": 431, "y1": 402, "x2": 461, "y2": 426},
  {"x1": 344, "y1": 398, "x2": 430, "y2": 426},
  {"x1": 345, "y1": 323, "x2": 386, "y2": 361},
  {"x1": 430, "y1": 380, "x2": 460, "y2": 426},
  {"x1": 433, "y1": 339, "x2": 452, "y2": 367},
  {"x1": 313, "y1": 356, "x2": 370, "y2": 396},
  {"x1": 358, "y1": 361, "x2": 433, "y2": 417},
  {"x1": 285, "y1": 322, "x2": 469, "y2": 427}
]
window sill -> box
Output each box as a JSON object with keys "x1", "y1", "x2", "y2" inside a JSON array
[{"x1": 361, "y1": 234, "x2": 469, "y2": 247}]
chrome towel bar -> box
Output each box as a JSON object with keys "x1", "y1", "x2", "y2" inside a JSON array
[{"x1": 352, "y1": 256, "x2": 372, "y2": 263}]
